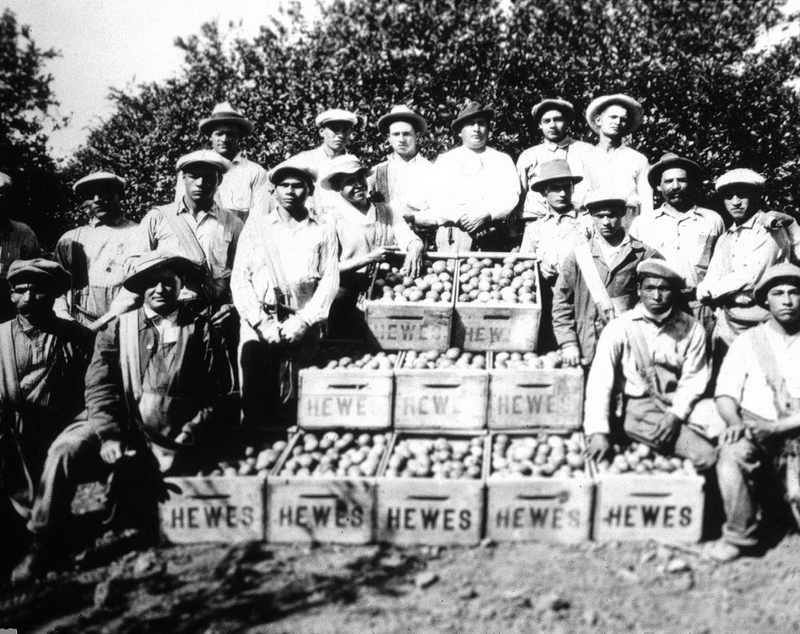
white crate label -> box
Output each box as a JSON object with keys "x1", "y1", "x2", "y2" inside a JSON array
[
  {"x1": 463, "y1": 323, "x2": 513, "y2": 346},
  {"x1": 397, "y1": 391, "x2": 464, "y2": 417},
  {"x1": 599, "y1": 493, "x2": 695, "y2": 530},
  {"x1": 492, "y1": 491, "x2": 583, "y2": 531},
  {"x1": 492, "y1": 391, "x2": 558, "y2": 416},
  {"x1": 274, "y1": 493, "x2": 367, "y2": 530},
  {"x1": 384, "y1": 497, "x2": 475, "y2": 533},
  {"x1": 303, "y1": 394, "x2": 378, "y2": 418},
  {"x1": 369, "y1": 319, "x2": 437, "y2": 344}
]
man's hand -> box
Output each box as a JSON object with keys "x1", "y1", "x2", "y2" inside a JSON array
[
  {"x1": 210, "y1": 303, "x2": 236, "y2": 327},
  {"x1": 587, "y1": 433, "x2": 611, "y2": 462},
  {"x1": 561, "y1": 344, "x2": 582, "y2": 368},
  {"x1": 695, "y1": 281, "x2": 714, "y2": 305},
  {"x1": 367, "y1": 246, "x2": 393, "y2": 264},
  {"x1": 256, "y1": 319, "x2": 282, "y2": 345},
  {"x1": 279, "y1": 315, "x2": 308, "y2": 343},
  {"x1": 653, "y1": 411, "x2": 683, "y2": 447},
  {"x1": 174, "y1": 429, "x2": 194, "y2": 447},
  {"x1": 100, "y1": 439, "x2": 135, "y2": 465},
  {"x1": 720, "y1": 423, "x2": 749, "y2": 445},
  {"x1": 760, "y1": 210, "x2": 795, "y2": 230},
  {"x1": 400, "y1": 241, "x2": 424, "y2": 279},
  {"x1": 459, "y1": 213, "x2": 491, "y2": 234}
]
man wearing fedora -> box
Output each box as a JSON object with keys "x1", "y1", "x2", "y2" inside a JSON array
[
  {"x1": 553, "y1": 191, "x2": 659, "y2": 368},
  {"x1": 12, "y1": 252, "x2": 233, "y2": 582},
  {"x1": 54, "y1": 171, "x2": 147, "y2": 330},
  {"x1": 425, "y1": 100, "x2": 520, "y2": 252},
  {"x1": 629, "y1": 152, "x2": 725, "y2": 329},
  {"x1": 583, "y1": 94, "x2": 653, "y2": 221},
  {"x1": 516, "y1": 98, "x2": 593, "y2": 221},
  {"x1": 709, "y1": 263, "x2": 800, "y2": 562},
  {"x1": 232, "y1": 162, "x2": 339, "y2": 426},
  {"x1": 178, "y1": 102, "x2": 268, "y2": 223}
]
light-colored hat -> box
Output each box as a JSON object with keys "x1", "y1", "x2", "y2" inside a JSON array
[
  {"x1": 451, "y1": 100, "x2": 494, "y2": 133},
  {"x1": 715, "y1": 168, "x2": 765, "y2": 194},
  {"x1": 315, "y1": 109, "x2": 358, "y2": 127},
  {"x1": 320, "y1": 156, "x2": 371, "y2": 191},
  {"x1": 755, "y1": 262, "x2": 800, "y2": 304},
  {"x1": 586, "y1": 94, "x2": 644, "y2": 135},
  {"x1": 0, "y1": 172, "x2": 12, "y2": 190},
  {"x1": 530, "y1": 160, "x2": 583, "y2": 192},
  {"x1": 123, "y1": 251, "x2": 201, "y2": 294},
  {"x1": 647, "y1": 152, "x2": 703, "y2": 189},
  {"x1": 176, "y1": 150, "x2": 231, "y2": 174},
  {"x1": 636, "y1": 258, "x2": 684, "y2": 289},
  {"x1": 531, "y1": 98, "x2": 575, "y2": 124},
  {"x1": 377, "y1": 105, "x2": 428, "y2": 135},
  {"x1": 73, "y1": 171, "x2": 126, "y2": 197},
  {"x1": 7, "y1": 259, "x2": 71, "y2": 295},
  {"x1": 583, "y1": 190, "x2": 628, "y2": 212},
  {"x1": 269, "y1": 161, "x2": 316, "y2": 191},
  {"x1": 198, "y1": 102, "x2": 255, "y2": 137}
]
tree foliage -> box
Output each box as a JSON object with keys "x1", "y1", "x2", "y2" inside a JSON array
[{"x1": 70, "y1": 0, "x2": 800, "y2": 227}]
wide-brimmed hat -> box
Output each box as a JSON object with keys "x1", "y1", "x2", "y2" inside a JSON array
[
  {"x1": 647, "y1": 152, "x2": 703, "y2": 189},
  {"x1": 176, "y1": 150, "x2": 231, "y2": 175},
  {"x1": 73, "y1": 171, "x2": 126, "y2": 198},
  {"x1": 7, "y1": 259, "x2": 71, "y2": 295},
  {"x1": 0, "y1": 172, "x2": 12, "y2": 190},
  {"x1": 315, "y1": 108, "x2": 358, "y2": 128},
  {"x1": 583, "y1": 190, "x2": 628, "y2": 212},
  {"x1": 531, "y1": 98, "x2": 575, "y2": 124},
  {"x1": 198, "y1": 102, "x2": 254, "y2": 137},
  {"x1": 269, "y1": 161, "x2": 316, "y2": 191},
  {"x1": 755, "y1": 262, "x2": 800, "y2": 305},
  {"x1": 586, "y1": 94, "x2": 644, "y2": 135},
  {"x1": 320, "y1": 156, "x2": 371, "y2": 191},
  {"x1": 377, "y1": 105, "x2": 428, "y2": 135},
  {"x1": 123, "y1": 251, "x2": 201, "y2": 294},
  {"x1": 636, "y1": 258, "x2": 684, "y2": 289},
  {"x1": 530, "y1": 160, "x2": 583, "y2": 192},
  {"x1": 451, "y1": 100, "x2": 494, "y2": 133},
  {"x1": 715, "y1": 168, "x2": 765, "y2": 194}
]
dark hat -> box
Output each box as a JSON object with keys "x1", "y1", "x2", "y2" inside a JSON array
[
  {"x1": 123, "y1": 251, "x2": 201, "y2": 294},
  {"x1": 715, "y1": 168, "x2": 765, "y2": 194},
  {"x1": 636, "y1": 258, "x2": 684, "y2": 289},
  {"x1": 583, "y1": 190, "x2": 628, "y2": 213},
  {"x1": 73, "y1": 171, "x2": 126, "y2": 198},
  {"x1": 755, "y1": 262, "x2": 800, "y2": 304},
  {"x1": 320, "y1": 156, "x2": 372, "y2": 191},
  {"x1": 377, "y1": 105, "x2": 428, "y2": 135},
  {"x1": 531, "y1": 98, "x2": 574, "y2": 124},
  {"x1": 176, "y1": 150, "x2": 231, "y2": 175},
  {"x1": 198, "y1": 102, "x2": 255, "y2": 137},
  {"x1": 7, "y1": 259, "x2": 71, "y2": 296},
  {"x1": 269, "y1": 161, "x2": 316, "y2": 192},
  {"x1": 451, "y1": 100, "x2": 494, "y2": 133},
  {"x1": 586, "y1": 94, "x2": 644, "y2": 135},
  {"x1": 647, "y1": 153, "x2": 703, "y2": 189},
  {"x1": 530, "y1": 160, "x2": 583, "y2": 192}
]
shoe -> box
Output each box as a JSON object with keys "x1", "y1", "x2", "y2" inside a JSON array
[{"x1": 705, "y1": 540, "x2": 742, "y2": 563}]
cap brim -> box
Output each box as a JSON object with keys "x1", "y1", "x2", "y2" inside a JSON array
[
  {"x1": 451, "y1": 109, "x2": 494, "y2": 133},
  {"x1": 198, "y1": 116, "x2": 255, "y2": 136}
]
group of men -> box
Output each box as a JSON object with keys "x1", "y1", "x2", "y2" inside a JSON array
[{"x1": 0, "y1": 93, "x2": 799, "y2": 583}]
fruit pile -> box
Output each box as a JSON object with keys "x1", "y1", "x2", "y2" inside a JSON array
[
  {"x1": 307, "y1": 349, "x2": 399, "y2": 371},
  {"x1": 595, "y1": 442, "x2": 697, "y2": 476},
  {"x1": 492, "y1": 350, "x2": 564, "y2": 370},
  {"x1": 457, "y1": 256, "x2": 537, "y2": 304},
  {"x1": 205, "y1": 439, "x2": 288, "y2": 477},
  {"x1": 490, "y1": 433, "x2": 587, "y2": 479},
  {"x1": 372, "y1": 259, "x2": 455, "y2": 303},
  {"x1": 277, "y1": 431, "x2": 391, "y2": 478},
  {"x1": 402, "y1": 348, "x2": 486, "y2": 370},
  {"x1": 384, "y1": 436, "x2": 485, "y2": 479}
]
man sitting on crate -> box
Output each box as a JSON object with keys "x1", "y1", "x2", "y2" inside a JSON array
[
  {"x1": 231, "y1": 162, "x2": 339, "y2": 426},
  {"x1": 584, "y1": 259, "x2": 720, "y2": 470},
  {"x1": 708, "y1": 263, "x2": 800, "y2": 562},
  {"x1": 12, "y1": 251, "x2": 232, "y2": 582},
  {"x1": 552, "y1": 191, "x2": 659, "y2": 368}
]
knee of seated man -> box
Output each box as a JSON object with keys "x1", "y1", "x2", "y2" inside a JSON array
[
  {"x1": 718, "y1": 437, "x2": 760, "y2": 472},
  {"x1": 691, "y1": 442, "x2": 718, "y2": 472}
]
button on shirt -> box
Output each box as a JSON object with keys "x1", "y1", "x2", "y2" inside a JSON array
[
  {"x1": 142, "y1": 305, "x2": 180, "y2": 345},
  {"x1": 629, "y1": 204, "x2": 724, "y2": 289},
  {"x1": 583, "y1": 144, "x2": 653, "y2": 217},
  {"x1": 368, "y1": 152, "x2": 435, "y2": 215},
  {"x1": 520, "y1": 208, "x2": 593, "y2": 280},
  {"x1": 584, "y1": 305, "x2": 709, "y2": 435}
]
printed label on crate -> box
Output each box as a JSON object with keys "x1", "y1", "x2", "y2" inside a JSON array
[
  {"x1": 298, "y1": 371, "x2": 393, "y2": 429},
  {"x1": 455, "y1": 305, "x2": 541, "y2": 352},
  {"x1": 160, "y1": 476, "x2": 265, "y2": 543},
  {"x1": 365, "y1": 304, "x2": 452, "y2": 350},
  {"x1": 394, "y1": 373, "x2": 488, "y2": 429}
]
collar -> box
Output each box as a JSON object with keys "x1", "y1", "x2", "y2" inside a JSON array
[
  {"x1": 594, "y1": 230, "x2": 631, "y2": 249},
  {"x1": 389, "y1": 152, "x2": 419, "y2": 164},
  {"x1": 727, "y1": 210, "x2": 762, "y2": 232},
  {"x1": 89, "y1": 214, "x2": 129, "y2": 228},
  {"x1": 14, "y1": 312, "x2": 57, "y2": 335},
  {"x1": 544, "y1": 207, "x2": 578, "y2": 221},
  {"x1": 632, "y1": 303, "x2": 675, "y2": 325},
  {"x1": 230, "y1": 152, "x2": 244, "y2": 165},
  {"x1": 655, "y1": 204, "x2": 702, "y2": 220},
  {"x1": 543, "y1": 135, "x2": 573, "y2": 151},
  {"x1": 267, "y1": 207, "x2": 316, "y2": 227},
  {"x1": 143, "y1": 305, "x2": 179, "y2": 325},
  {"x1": 766, "y1": 316, "x2": 800, "y2": 339},
  {"x1": 178, "y1": 198, "x2": 219, "y2": 219}
]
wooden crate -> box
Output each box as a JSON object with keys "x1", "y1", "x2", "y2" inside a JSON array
[
  {"x1": 364, "y1": 302, "x2": 453, "y2": 351},
  {"x1": 160, "y1": 475, "x2": 266, "y2": 543},
  {"x1": 298, "y1": 369, "x2": 393, "y2": 430}
]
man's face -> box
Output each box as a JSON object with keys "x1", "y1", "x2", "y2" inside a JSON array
[
  {"x1": 595, "y1": 104, "x2": 629, "y2": 139},
  {"x1": 539, "y1": 109, "x2": 568, "y2": 143},
  {"x1": 591, "y1": 207, "x2": 625, "y2": 239},
  {"x1": 723, "y1": 186, "x2": 759, "y2": 223},
  {"x1": 388, "y1": 121, "x2": 417, "y2": 159},
  {"x1": 542, "y1": 179, "x2": 573, "y2": 213},
  {"x1": 182, "y1": 166, "x2": 221, "y2": 204},
  {"x1": 320, "y1": 122, "x2": 353, "y2": 152},
  {"x1": 275, "y1": 176, "x2": 309, "y2": 212},
  {"x1": 340, "y1": 172, "x2": 369, "y2": 206},
  {"x1": 659, "y1": 168, "x2": 691, "y2": 208},
  {"x1": 459, "y1": 117, "x2": 489, "y2": 150},
  {"x1": 143, "y1": 270, "x2": 182, "y2": 315},
  {"x1": 209, "y1": 124, "x2": 241, "y2": 159},
  {"x1": 638, "y1": 276, "x2": 675, "y2": 315},
  {"x1": 10, "y1": 281, "x2": 54, "y2": 319},
  {"x1": 766, "y1": 283, "x2": 800, "y2": 327},
  {"x1": 81, "y1": 183, "x2": 123, "y2": 223}
]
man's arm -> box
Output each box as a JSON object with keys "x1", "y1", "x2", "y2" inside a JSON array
[
  {"x1": 85, "y1": 319, "x2": 125, "y2": 442},
  {"x1": 551, "y1": 254, "x2": 581, "y2": 367},
  {"x1": 296, "y1": 224, "x2": 340, "y2": 328},
  {"x1": 583, "y1": 320, "x2": 625, "y2": 436},
  {"x1": 485, "y1": 151, "x2": 522, "y2": 221},
  {"x1": 635, "y1": 155, "x2": 654, "y2": 218}
]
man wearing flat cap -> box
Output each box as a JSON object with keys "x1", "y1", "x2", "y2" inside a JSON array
[
  {"x1": 584, "y1": 259, "x2": 719, "y2": 470},
  {"x1": 0, "y1": 259, "x2": 94, "y2": 581},
  {"x1": 176, "y1": 102, "x2": 268, "y2": 222},
  {"x1": 516, "y1": 98, "x2": 593, "y2": 221},
  {"x1": 13, "y1": 251, "x2": 233, "y2": 581},
  {"x1": 553, "y1": 191, "x2": 660, "y2": 368},
  {"x1": 424, "y1": 100, "x2": 521, "y2": 252},
  {"x1": 0, "y1": 172, "x2": 41, "y2": 323},
  {"x1": 582, "y1": 94, "x2": 653, "y2": 221},
  {"x1": 232, "y1": 162, "x2": 339, "y2": 426},
  {"x1": 709, "y1": 263, "x2": 800, "y2": 562},
  {"x1": 54, "y1": 171, "x2": 147, "y2": 330},
  {"x1": 288, "y1": 108, "x2": 358, "y2": 215},
  {"x1": 629, "y1": 153, "x2": 725, "y2": 330}
]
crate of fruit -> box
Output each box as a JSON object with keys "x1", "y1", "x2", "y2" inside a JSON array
[
  {"x1": 453, "y1": 253, "x2": 541, "y2": 352},
  {"x1": 485, "y1": 431, "x2": 593, "y2": 543},
  {"x1": 393, "y1": 348, "x2": 489, "y2": 430},
  {"x1": 487, "y1": 351, "x2": 584, "y2": 431},
  {"x1": 592, "y1": 442, "x2": 705, "y2": 543},
  {"x1": 298, "y1": 345, "x2": 398, "y2": 430},
  {"x1": 266, "y1": 429, "x2": 392, "y2": 544},
  {"x1": 376, "y1": 432, "x2": 487, "y2": 545},
  {"x1": 363, "y1": 255, "x2": 456, "y2": 350}
]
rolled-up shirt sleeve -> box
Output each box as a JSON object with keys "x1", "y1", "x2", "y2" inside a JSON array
[
  {"x1": 230, "y1": 220, "x2": 268, "y2": 327},
  {"x1": 297, "y1": 224, "x2": 339, "y2": 327},
  {"x1": 583, "y1": 321, "x2": 625, "y2": 436}
]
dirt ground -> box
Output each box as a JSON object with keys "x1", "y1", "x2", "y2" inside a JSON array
[{"x1": 3, "y1": 527, "x2": 800, "y2": 634}]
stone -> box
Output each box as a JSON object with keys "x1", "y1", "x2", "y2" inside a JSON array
[
  {"x1": 415, "y1": 571, "x2": 439, "y2": 589},
  {"x1": 616, "y1": 568, "x2": 641, "y2": 583},
  {"x1": 93, "y1": 578, "x2": 123, "y2": 609},
  {"x1": 535, "y1": 591, "x2": 570, "y2": 613},
  {"x1": 457, "y1": 585, "x2": 478, "y2": 600},
  {"x1": 582, "y1": 609, "x2": 599, "y2": 625},
  {"x1": 666, "y1": 558, "x2": 691, "y2": 574}
]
